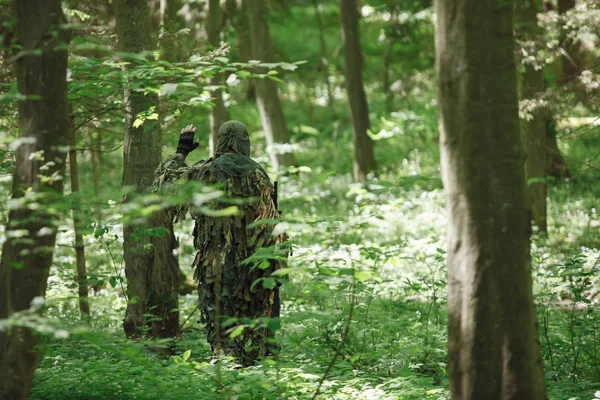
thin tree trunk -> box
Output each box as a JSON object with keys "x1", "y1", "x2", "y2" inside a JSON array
[
  {"x1": 543, "y1": 0, "x2": 575, "y2": 180},
  {"x1": 558, "y1": 0, "x2": 580, "y2": 83},
  {"x1": 232, "y1": 0, "x2": 256, "y2": 100},
  {"x1": 546, "y1": 116, "x2": 570, "y2": 180},
  {"x1": 0, "y1": 1, "x2": 70, "y2": 398},
  {"x1": 159, "y1": 0, "x2": 185, "y2": 61},
  {"x1": 382, "y1": 41, "x2": 393, "y2": 114},
  {"x1": 88, "y1": 131, "x2": 100, "y2": 197},
  {"x1": 435, "y1": 0, "x2": 547, "y2": 399},
  {"x1": 382, "y1": 9, "x2": 398, "y2": 114},
  {"x1": 245, "y1": 0, "x2": 297, "y2": 170},
  {"x1": 68, "y1": 107, "x2": 91, "y2": 318},
  {"x1": 313, "y1": 0, "x2": 334, "y2": 108},
  {"x1": 114, "y1": 0, "x2": 179, "y2": 340},
  {"x1": 96, "y1": 131, "x2": 102, "y2": 169},
  {"x1": 517, "y1": 0, "x2": 548, "y2": 234},
  {"x1": 207, "y1": 0, "x2": 231, "y2": 157},
  {"x1": 339, "y1": 0, "x2": 376, "y2": 182}
]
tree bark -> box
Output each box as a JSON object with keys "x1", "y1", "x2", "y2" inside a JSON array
[
  {"x1": 435, "y1": 0, "x2": 547, "y2": 399},
  {"x1": 517, "y1": 0, "x2": 548, "y2": 234},
  {"x1": 543, "y1": 0, "x2": 575, "y2": 181},
  {"x1": 245, "y1": 0, "x2": 297, "y2": 170},
  {"x1": 546, "y1": 116, "x2": 570, "y2": 180},
  {"x1": 0, "y1": 1, "x2": 70, "y2": 398},
  {"x1": 207, "y1": 0, "x2": 231, "y2": 157},
  {"x1": 68, "y1": 107, "x2": 91, "y2": 318},
  {"x1": 230, "y1": 0, "x2": 256, "y2": 100},
  {"x1": 114, "y1": 0, "x2": 179, "y2": 340},
  {"x1": 313, "y1": 0, "x2": 334, "y2": 109},
  {"x1": 339, "y1": 0, "x2": 377, "y2": 182},
  {"x1": 558, "y1": 0, "x2": 580, "y2": 83},
  {"x1": 88, "y1": 131, "x2": 100, "y2": 197}
]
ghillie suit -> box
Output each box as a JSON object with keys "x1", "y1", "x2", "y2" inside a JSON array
[{"x1": 153, "y1": 121, "x2": 287, "y2": 366}]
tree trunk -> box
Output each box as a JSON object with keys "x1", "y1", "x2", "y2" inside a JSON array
[
  {"x1": 230, "y1": 0, "x2": 256, "y2": 100},
  {"x1": 517, "y1": 0, "x2": 548, "y2": 234},
  {"x1": 339, "y1": 0, "x2": 377, "y2": 182},
  {"x1": 245, "y1": 0, "x2": 297, "y2": 170},
  {"x1": 114, "y1": 0, "x2": 179, "y2": 340},
  {"x1": 68, "y1": 107, "x2": 91, "y2": 318},
  {"x1": 382, "y1": 8, "x2": 399, "y2": 114},
  {"x1": 543, "y1": 0, "x2": 575, "y2": 181},
  {"x1": 435, "y1": 0, "x2": 547, "y2": 399},
  {"x1": 313, "y1": 0, "x2": 334, "y2": 109},
  {"x1": 0, "y1": 1, "x2": 70, "y2": 398},
  {"x1": 546, "y1": 116, "x2": 570, "y2": 180},
  {"x1": 558, "y1": 0, "x2": 580, "y2": 83},
  {"x1": 88, "y1": 131, "x2": 100, "y2": 197},
  {"x1": 207, "y1": 0, "x2": 231, "y2": 157}
]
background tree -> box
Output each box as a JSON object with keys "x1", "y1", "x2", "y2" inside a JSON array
[
  {"x1": 0, "y1": 0, "x2": 70, "y2": 398},
  {"x1": 67, "y1": 107, "x2": 91, "y2": 318},
  {"x1": 516, "y1": 0, "x2": 548, "y2": 234},
  {"x1": 545, "y1": 0, "x2": 574, "y2": 180},
  {"x1": 435, "y1": 0, "x2": 547, "y2": 398},
  {"x1": 339, "y1": 0, "x2": 376, "y2": 182},
  {"x1": 245, "y1": 0, "x2": 297, "y2": 170},
  {"x1": 114, "y1": 0, "x2": 179, "y2": 340},
  {"x1": 313, "y1": 0, "x2": 334, "y2": 109},
  {"x1": 206, "y1": 0, "x2": 231, "y2": 157}
]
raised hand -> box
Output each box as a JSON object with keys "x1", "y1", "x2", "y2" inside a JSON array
[{"x1": 176, "y1": 124, "x2": 199, "y2": 157}]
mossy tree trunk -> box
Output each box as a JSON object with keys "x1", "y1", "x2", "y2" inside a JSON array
[
  {"x1": 0, "y1": 1, "x2": 70, "y2": 398},
  {"x1": 114, "y1": 0, "x2": 179, "y2": 340},
  {"x1": 517, "y1": 0, "x2": 548, "y2": 234},
  {"x1": 435, "y1": 0, "x2": 547, "y2": 398},
  {"x1": 245, "y1": 0, "x2": 297, "y2": 170},
  {"x1": 339, "y1": 0, "x2": 377, "y2": 182},
  {"x1": 207, "y1": 0, "x2": 231, "y2": 157}
]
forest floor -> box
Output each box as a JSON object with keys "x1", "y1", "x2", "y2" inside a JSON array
[{"x1": 28, "y1": 132, "x2": 600, "y2": 400}]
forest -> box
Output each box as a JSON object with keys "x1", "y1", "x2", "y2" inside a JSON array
[{"x1": 0, "y1": 0, "x2": 599, "y2": 399}]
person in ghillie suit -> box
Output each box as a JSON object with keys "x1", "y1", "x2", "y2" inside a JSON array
[{"x1": 153, "y1": 121, "x2": 287, "y2": 366}]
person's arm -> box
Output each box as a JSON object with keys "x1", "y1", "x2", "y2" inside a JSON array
[{"x1": 152, "y1": 124, "x2": 199, "y2": 192}]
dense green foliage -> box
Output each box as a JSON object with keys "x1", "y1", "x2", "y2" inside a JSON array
[{"x1": 1, "y1": 0, "x2": 600, "y2": 399}]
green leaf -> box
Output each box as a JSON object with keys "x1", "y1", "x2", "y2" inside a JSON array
[
  {"x1": 258, "y1": 260, "x2": 271, "y2": 270},
  {"x1": 171, "y1": 355, "x2": 183, "y2": 364},
  {"x1": 353, "y1": 269, "x2": 381, "y2": 283},
  {"x1": 182, "y1": 350, "x2": 191, "y2": 361},
  {"x1": 271, "y1": 268, "x2": 293, "y2": 277},
  {"x1": 133, "y1": 118, "x2": 144, "y2": 128},
  {"x1": 229, "y1": 325, "x2": 245, "y2": 339},
  {"x1": 280, "y1": 62, "x2": 298, "y2": 71},
  {"x1": 160, "y1": 83, "x2": 178, "y2": 96},
  {"x1": 262, "y1": 277, "x2": 277, "y2": 289},
  {"x1": 267, "y1": 75, "x2": 284, "y2": 83}
]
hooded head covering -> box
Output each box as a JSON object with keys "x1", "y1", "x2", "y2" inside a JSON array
[
  {"x1": 212, "y1": 120, "x2": 258, "y2": 177},
  {"x1": 216, "y1": 120, "x2": 250, "y2": 157}
]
